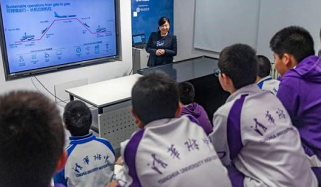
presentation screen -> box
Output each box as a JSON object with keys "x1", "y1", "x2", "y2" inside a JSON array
[{"x1": 0, "y1": 0, "x2": 118, "y2": 80}]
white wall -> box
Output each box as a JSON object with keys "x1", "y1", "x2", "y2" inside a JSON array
[
  {"x1": 194, "y1": 0, "x2": 260, "y2": 52},
  {"x1": 174, "y1": 0, "x2": 219, "y2": 61},
  {"x1": 0, "y1": 0, "x2": 132, "y2": 103},
  {"x1": 256, "y1": 0, "x2": 321, "y2": 60},
  {"x1": 175, "y1": 0, "x2": 321, "y2": 62}
]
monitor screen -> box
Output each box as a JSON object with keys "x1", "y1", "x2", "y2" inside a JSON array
[
  {"x1": 132, "y1": 34, "x2": 146, "y2": 46},
  {"x1": 0, "y1": 0, "x2": 118, "y2": 80},
  {"x1": 133, "y1": 35, "x2": 142, "y2": 44}
]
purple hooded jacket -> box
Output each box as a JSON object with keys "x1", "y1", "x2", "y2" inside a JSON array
[
  {"x1": 180, "y1": 102, "x2": 213, "y2": 135},
  {"x1": 277, "y1": 55, "x2": 321, "y2": 180}
]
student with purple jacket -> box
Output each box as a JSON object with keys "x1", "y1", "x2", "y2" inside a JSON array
[
  {"x1": 270, "y1": 26, "x2": 321, "y2": 184},
  {"x1": 178, "y1": 82, "x2": 213, "y2": 135},
  {"x1": 209, "y1": 44, "x2": 317, "y2": 187}
]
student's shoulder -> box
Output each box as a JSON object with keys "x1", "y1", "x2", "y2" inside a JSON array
[
  {"x1": 94, "y1": 137, "x2": 115, "y2": 153},
  {"x1": 123, "y1": 129, "x2": 146, "y2": 150},
  {"x1": 180, "y1": 114, "x2": 200, "y2": 125},
  {"x1": 280, "y1": 70, "x2": 301, "y2": 88},
  {"x1": 214, "y1": 100, "x2": 235, "y2": 117},
  {"x1": 193, "y1": 102, "x2": 203, "y2": 108},
  {"x1": 95, "y1": 137, "x2": 112, "y2": 145},
  {"x1": 267, "y1": 78, "x2": 280, "y2": 85},
  {"x1": 65, "y1": 143, "x2": 78, "y2": 156},
  {"x1": 122, "y1": 129, "x2": 146, "y2": 163}
]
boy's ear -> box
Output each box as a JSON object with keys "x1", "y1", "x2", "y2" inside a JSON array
[
  {"x1": 131, "y1": 108, "x2": 145, "y2": 129},
  {"x1": 282, "y1": 53, "x2": 291, "y2": 66},
  {"x1": 56, "y1": 150, "x2": 67, "y2": 172},
  {"x1": 282, "y1": 53, "x2": 297, "y2": 68},
  {"x1": 221, "y1": 73, "x2": 231, "y2": 85},
  {"x1": 175, "y1": 103, "x2": 182, "y2": 118},
  {"x1": 221, "y1": 73, "x2": 237, "y2": 93}
]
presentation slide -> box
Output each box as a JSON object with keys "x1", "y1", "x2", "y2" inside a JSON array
[{"x1": 1, "y1": 0, "x2": 117, "y2": 74}]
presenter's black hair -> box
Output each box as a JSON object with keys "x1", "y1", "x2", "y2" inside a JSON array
[
  {"x1": 0, "y1": 91, "x2": 64, "y2": 187},
  {"x1": 270, "y1": 26, "x2": 314, "y2": 63},
  {"x1": 132, "y1": 71, "x2": 179, "y2": 125},
  {"x1": 178, "y1": 82, "x2": 195, "y2": 105},
  {"x1": 219, "y1": 44, "x2": 258, "y2": 89},
  {"x1": 257, "y1": 55, "x2": 271, "y2": 78},
  {"x1": 63, "y1": 100, "x2": 92, "y2": 136},
  {"x1": 158, "y1": 17, "x2": 170, "y2": 26}
]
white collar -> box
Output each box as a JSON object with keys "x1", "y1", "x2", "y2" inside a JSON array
[{"x1": 226, "y1": 84, "x2": 260, "y2": 103}]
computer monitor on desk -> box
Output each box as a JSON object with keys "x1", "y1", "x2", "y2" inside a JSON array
[{"x1": 132, "y1": 34, "x2": 146, "y2": 49}]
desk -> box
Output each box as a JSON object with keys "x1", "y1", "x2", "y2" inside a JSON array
[
  {"x1": 66, "y1": 74, "x2": 142, "y2": 151},
  {"x1": 66, "y1": 74, "x2": 142, "y2": 114},
  {"x1": 137, "y1": 56, "x2": 218, "y2": 81}
]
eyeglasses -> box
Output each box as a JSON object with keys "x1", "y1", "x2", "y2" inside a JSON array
[{"x1": 213, "y1": 68, "x2": 221, "y2": 77}]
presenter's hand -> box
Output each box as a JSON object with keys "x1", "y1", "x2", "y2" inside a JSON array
[
  {"x1": 156, "y1": 49, "x2": 162, "y2": 56},
  {"x1": 159, "y1": 49, "x2": 165, "y2": 55}
]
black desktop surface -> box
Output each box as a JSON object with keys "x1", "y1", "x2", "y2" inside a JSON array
[
  {"x1": 137, "y1": 56, "x2": 230, "y2": 121},
  {"x1": 137, "y1": 56, "x2": 218, "y2": 82}
]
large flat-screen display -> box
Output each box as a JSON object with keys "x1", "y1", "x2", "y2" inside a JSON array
[{"x1": 0, "y1": 0, "x2": 118, "y2": 80}]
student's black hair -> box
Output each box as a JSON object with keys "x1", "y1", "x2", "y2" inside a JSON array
[
  {"x1": 257, "y1": 55, "x2": 271, "y2": 78},
  {"x1": 178, "y1": 82, "x2": 195, "y2": 105},
  {"x1": 0, "y1": 91, "x2": 64, "y2": 187},
  {"x1": 63, "y1": 100, "x2": 92, "y2": 136},
  {"x1": 270, "y1": 26, "x2": 315, "y2": 63},
  {"x1": 132, "y1": 71, "x2": 179, "y2": 125},
  {"x1": 158, "y1": 17, "x2": 170, "y2": 27},
  {"x1": 218, "y1": 44, "x2": 258, "y2": 89}
]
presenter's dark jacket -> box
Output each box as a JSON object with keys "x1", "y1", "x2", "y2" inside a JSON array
[{"x1": 146, "y1": 32, "x2": 177, "y2": 67}]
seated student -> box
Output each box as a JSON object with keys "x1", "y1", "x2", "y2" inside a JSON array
[
  {"x1": 270, "y1": 26, "x2": 321, "y2": 183},
  {"x1": 109, "y1": 71, "x2": 232, "y2": 187},
  {"x1": 178, "y1": 81, "x2": 213, "y2": 135},
  {"x1": 209, "y1": 44, "x2": 318, "y2": 187},
  {"x1": 54, "y1": 100, "x2": 115, "y2": 187},
  {"x1": 256, "y1": 55, "x2": 280, "y2": 95},
  {"x1": 0, "y1": 91, "x2": 67, "y2": 187}
]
